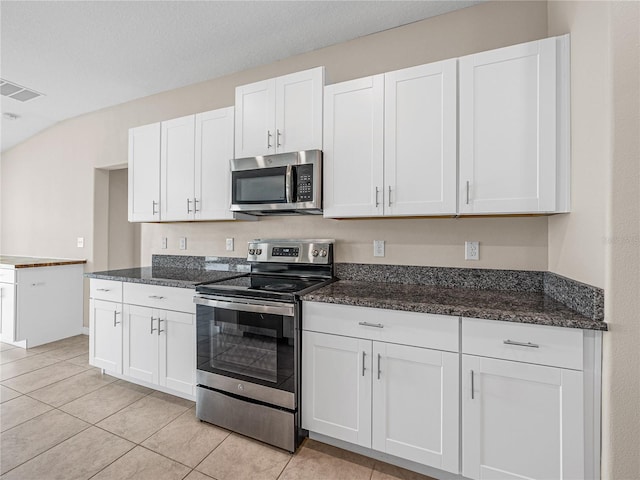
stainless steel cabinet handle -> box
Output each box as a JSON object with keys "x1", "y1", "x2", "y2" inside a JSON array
[
  {"x1": 377, "y1": 354, "x2": 382, "y2": 380},
  {"x1": 31, "y1": 282, "x2": 46, "y2": 287},
  {"x1": 276, "y1": 129, "x2": 282, "y2": 147},
  {"x1": 152, "y1": 200, "x2": 158, "y2": 215},
  {"x1": 388, "y1": 186, "x2": 392, "y2": 206},
  {"x1": 466, "y1": 181, "x2": 470, "y2": 205},
  {"x1": 157, "y1": 318, "x2": 164, "y2": 336},
  {"x1": 358, "y1": 321, "x2": 384, "y2": 328},
  {"x1": 361, "y1": 351, "x2": 366, "y2": 376},
  {"x1": 150, "y1": 316, "x2": 156, "y2": 334},
  {"x1": 375, "y1": 187, "x2": 380, "y2": 207},
  {"x1": 194, "y1": 198, "x2": 200, "y2": 213},
  {"x1": 96, "y1": 288, "x2": 110, "y2": 292},
  {"x1": 471, "y1": 370, "x2": 475, "y2": 399},
  {"x1": 187, "y1": 198, "x2": 193, "y2": 213},
  {"x1": 113, "y1": 311, "x2": 121, "y2": 327},
  {"x1": 148, "y1": 295, "x2": 165, "y2": 300},
  {"x1": 503, "y1": 339, "x2": 540, "y2": 348},
  {"x1": 267, "y1": 130, "x2": 272, "y2": 149}
]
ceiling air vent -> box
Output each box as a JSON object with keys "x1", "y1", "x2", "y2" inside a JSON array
[{"x1": 0, "y1": 79, "x2": 44, "y2": 102}]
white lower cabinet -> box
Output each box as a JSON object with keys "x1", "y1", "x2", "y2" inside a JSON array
[
  {"x1": 123, "y1": 304, "x2": 195, "y2": 396},
  {"x1": 302, "y1": 302, "x2": 460, "y2": 474},
  {"x1": 89, "y1": 299, "x2": 123, "y2": 374},
  {"x1": 462, "y1": 355, "x2": 583, "y2": 480},
  {"x1": 89, "y1": 279, "x2": 195, "y2": 398}
]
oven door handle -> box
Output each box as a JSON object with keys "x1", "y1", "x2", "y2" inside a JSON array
[{"x1": 194, "y1": 296, "x2": 295, "y2": 316}]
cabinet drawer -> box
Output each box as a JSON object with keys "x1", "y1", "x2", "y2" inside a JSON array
[
  {"x1": 0, "y1": 269, "x2": 16, "y2": 284},
  {"x1": 123, "y1": 282, "x2": 195, "y2": 313},
  {"x1": 303, "y1": 301, "x2": 459, "y2": 352},
  {"x1": 90, "y1": 279, "x2": 123, "y2": 302},
  {"x1": 462, "y1": 318, "x2": 583, "y2": 370}
]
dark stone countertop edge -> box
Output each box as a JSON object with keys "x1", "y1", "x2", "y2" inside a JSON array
[
  {"x1": 303, "y1": 286, "x2": 608, "y2": 332},
  {"x1": 85, "y1": 272, "x2": 198, "y2": 289}
]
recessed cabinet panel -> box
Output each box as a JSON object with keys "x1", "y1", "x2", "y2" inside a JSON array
[
  {"x1": 124, "y1": 304, "x2": 159, "y2": 384},
  {"x1": 161, "y1": 115, "x2": 196, "y2": 221},
  {"x1": 0, "y1": 282, "x2": 16, "y2": 343},
  {"x1": 323, "y1": 75, "x2": 384, "y2": 217},
  {"x1": 459, "y1": 36, "x2": 565, "y2": 214},
  {"x1": 195, "y1": 107, "x2": 235, "y2": 220},
  {"x1": 89, "y1": 299, "x2": 122, "y2": 374},
  {"x1": 384, "y1": 60, "x2": 457, "y2": 216},
  {"x1": 462, "y1": 355, "x2": 584, "y2": 480},
  {"x1": 128, "y1": 123, "x2": 161, "y2": 222},
  {"x1": 235, "y1": 80, "x2": 275, "y2": 158},
  {"x1": 159, "y1": 310, "x2": 195, "y2": 395}
]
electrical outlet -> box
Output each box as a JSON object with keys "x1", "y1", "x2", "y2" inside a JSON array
[
  {"x1": 465, "y1": 241, "x2": 479, "y2": 260},
  {"x1": 226, "y1": 238, "x2": 234, "y2": 251},
  {"x1": 373, "y1": 240, "x2": 385, "y2": 257},
  {"x1": 161, "y1": 237, "x2": 168, "y2": 249},
  {"x1": 179, "y1": 237, "x2": 187, "y2": 250},
  {"x1": 76, "y1": 237, "x2": 84, "y2": 248}
]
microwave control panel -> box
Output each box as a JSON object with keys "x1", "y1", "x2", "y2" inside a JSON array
[{"x1": 296, "y1": 165, "x2": 314, "y2": 202}]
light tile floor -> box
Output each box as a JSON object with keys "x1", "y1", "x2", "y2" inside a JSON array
[{"x1": 0, "y1": 335, "x2": 435, "y2": 480}]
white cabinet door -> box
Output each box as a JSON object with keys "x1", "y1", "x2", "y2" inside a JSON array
[
  {"x1": 161, "y1": 115, "x2": 196, "y2": 221},
  {"x1": 123, "y1": 304, "x2": 159, "y2": 385},
  {"x1": 89, "y1": 299, "x2": 122, "y2": 374},
  {"x1": 459, "y1": 37, "x2": 561, "y2": 214},
  {"x1": 302, "y1": 331, "x2": 372, "y2": 447},
  {"x1": 372, "y1": 342, "x2": 459, "y2": 473},
  {"x1": 384, "y1": 60, "x2": 457, "y2": 216},
  {"x1": 0, "y1": 282, "x2": 16, "y2": 343},
  {"x1": 128, "y1": 123, "x2": 161, "y2": 222},
  {"x1": 195, "y1": 107, "x2": 235, "y2": 220},
  {"x1": 275, "y1": 67, "x2": 324, "y2": 153},
  {"x1": 462, "y1": 355, "x2": 584, "y2": 480},
  {"x1": 235, "y1": 79, "x2": 276, "y2": 158},
  {"x1": 158, "y1": 310, "x2": 194, "y2": 396},
  {"x1": 323, "y1": 75, "x2": 384, "y2": 218}
]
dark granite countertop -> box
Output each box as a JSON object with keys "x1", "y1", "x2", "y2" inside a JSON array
[
  {"x1": 303, "y1": 280, "x2": 608, "y2": 331},
  {"x1": 85, "y1": 267, "x2": 245, "y2": 289},
  {"x1": 1, "y1": 255, "x2": 87, "y2": 269}
]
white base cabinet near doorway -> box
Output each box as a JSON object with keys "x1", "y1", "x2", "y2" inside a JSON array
[
  {"x1": 89, "y1": 279, "x2": 196, "y2": 400},
  {"x1": 302, "y1": 302, "x2": 460, "y2": 474}
]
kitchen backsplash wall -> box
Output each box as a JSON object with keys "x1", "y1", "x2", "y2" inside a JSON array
[{"x1": 140, "y1": 215, "x2": 548, "y2": 271}]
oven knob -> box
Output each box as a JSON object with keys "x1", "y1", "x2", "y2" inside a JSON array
[
  {"x1": 320, "y1": 249, "x2": 327, "y2": 257},
  {"x1": 256, "y1": 249, "x2": 262, "y2": 255},
  {"x1": 237, "y1": 383, "x2": 244, "y2": 392},
  {"x1": 312, "y1": 249, "x2": 319, "y2": 257},
  {"x1": 249, "y1": 249, "x2": 255, "y2": 255}
]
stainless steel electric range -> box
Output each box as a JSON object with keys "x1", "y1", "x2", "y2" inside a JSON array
[{"x1": 193, "y1": 239, "x2": 334, "y2": 452}]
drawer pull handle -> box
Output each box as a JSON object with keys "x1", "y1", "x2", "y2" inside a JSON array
[
  {"x1": 503, "y1": 339, "x2": 539, "y2": 348},
  {"x1": 471, "y1": 370, "x2": 475, "y2": 399},
  {"x1": 358, "y1": 321, "x2": 384, "y2": 328},
  {"x1": 361, "y1": 351, "x2": 366, "y2": 377},
  {"x1": 148, "y1": 295, "x2": 165, "y2": 300},
  {"x1": 377, "y1": 353, "x2": 382, "y2": 380},
  {"x1": 96, "y1": 288, "x2": 110, "y2": 292}
]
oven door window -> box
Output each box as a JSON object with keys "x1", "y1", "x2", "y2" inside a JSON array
[
  {"x1": 197, "y1": 306, "x2": 295, "y2": 393},
  {"x1": 232, "y1": 167, "x2": 287, "y2": 204}
]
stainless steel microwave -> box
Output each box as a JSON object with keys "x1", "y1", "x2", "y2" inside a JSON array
[{"x1": 230, "y1": 150, "x2": 322, "y2": 215}]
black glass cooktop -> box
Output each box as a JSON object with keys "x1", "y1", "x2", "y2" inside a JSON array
[{"x1": 196, "y1": 273, "x2": 331, "y2": 300}]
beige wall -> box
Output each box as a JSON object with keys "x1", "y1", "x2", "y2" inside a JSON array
[{"x1": 108, "y1": 169, "x2": 140, "y2": 270}]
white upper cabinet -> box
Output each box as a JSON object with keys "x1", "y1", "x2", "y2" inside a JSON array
[
  {"x1": 235, "y1": 67, "x2": 324, "y2": 157},
  {"x1": 384, "y1": 60, "x2": 457, "y2": 216},
  {"x1": 128, "y1": 123, "x2": 161, "y2": 222},
  {"x1": 195, "y1": 107, "x2": 235, "y2": 220},
  {"x1": 161, "y1": 115, "x2": 196, "y2": 221},
  {"x1": 459, "y1": 35, "x2": 570, "y2": 214},
  {"x1": 323, "y1": 60, "x2": 457, "y2": 218},
  {"x1": 323, "y1": 75, "x2": 385, "y2": 218}
]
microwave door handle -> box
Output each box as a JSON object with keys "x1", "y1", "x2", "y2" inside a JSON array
[{"x1": 285, "y1": 164, "x2": 295, "y2": 204}]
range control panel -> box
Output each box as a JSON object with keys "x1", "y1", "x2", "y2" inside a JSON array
[{"x1": 247, "y1": 240, "x2": 333, "y2": 264}]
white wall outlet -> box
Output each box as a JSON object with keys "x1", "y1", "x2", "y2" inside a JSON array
[
  {"x1": 179, "y1": 237, "x2": 187, "y2": 250},
  {"x1": 465, "y1": 241, "x2": 479, "y2": 260},
  {"x1": 373, "y1": 240, "x2": 385, "y2": 257},
  {"x1": 161, "y1": 237, "x2": 168, "y2": 249},
  {"x1": 76, "y1": 237, "x2": 84, "y2": 248},
  {"x1": 225, "y1": 238, "x2": 234, "y2": 251}
]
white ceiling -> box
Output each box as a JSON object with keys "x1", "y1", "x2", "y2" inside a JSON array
[{"x1": 0, "y1": 0, "x2": 482, "y2": 153}]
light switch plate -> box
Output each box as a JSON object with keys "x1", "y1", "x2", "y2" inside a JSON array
[
  {"x1": 77, "y1": 237, "x2": 84, "y2": 248},
  {"x1": 226, "y1": 238, "x2": 234, "y2": 251}
]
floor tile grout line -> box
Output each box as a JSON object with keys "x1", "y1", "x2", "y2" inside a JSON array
[
  {"x1": 13, "y1": 361, "x2": 104, "y2": 398},
  {"x1": 0, "y1": 351, "x2": 90, "y2": 384}
]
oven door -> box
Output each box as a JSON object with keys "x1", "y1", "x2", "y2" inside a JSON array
[{"x1": 194, "y1": 295, "x2": 297, "y2": 410}]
